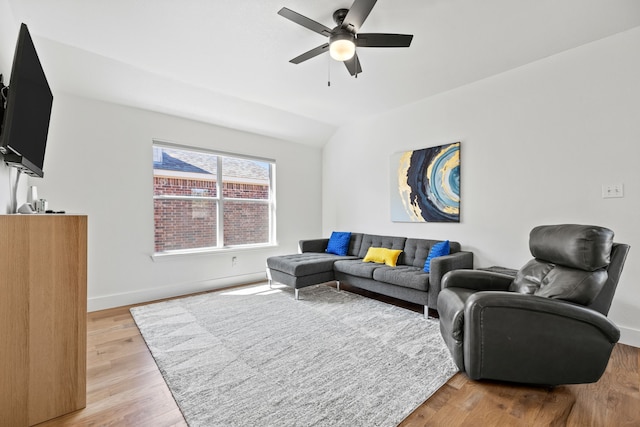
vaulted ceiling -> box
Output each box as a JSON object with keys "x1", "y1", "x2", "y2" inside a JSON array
[{"x1": 6, "y1": 0, "x2": 640, "y2": 146}]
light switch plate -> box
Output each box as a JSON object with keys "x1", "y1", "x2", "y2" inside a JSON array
[{"x1": 602, "y1": 184, "x2": 624, "y2": 198}]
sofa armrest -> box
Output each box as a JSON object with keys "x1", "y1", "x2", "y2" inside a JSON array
[
  {"x1": 427, "y1": 251, "x2": 474, "y2": 309},
  {"x1": 464, "y1": 291, "x2": 620, "y2": 384},
  {"x1": 442, "y1": 269, "x2": 514, "y2": 292},
  {"x1": 298, "y1": 238, "x2": 329, "y2": 254}
]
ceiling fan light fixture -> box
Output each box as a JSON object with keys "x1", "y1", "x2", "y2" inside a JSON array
[
  {"x1": 329, "y1": 30, "x2": 356, "y2": 61},
  {"x1": 279, "y1": 2, "x2": 414, "y2": 76}
]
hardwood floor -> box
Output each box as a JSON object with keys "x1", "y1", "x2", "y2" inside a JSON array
[
  {"x1": 36, "y1": 283, "x2": 639, "y2": 427},
  {"x1": 401, "y1": 344, "x2": 639, "y2": 426}
]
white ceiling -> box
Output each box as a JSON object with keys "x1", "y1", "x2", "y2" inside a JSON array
[{"x1": 6, "y1": 0, "x2": 640, "y2": 146}]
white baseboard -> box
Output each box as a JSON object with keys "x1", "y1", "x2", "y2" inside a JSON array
[
  {"x1": 619, "y1": 325, "x2": 640, "y2": 348},
  {"x1": 87, "y1": 272, "x2": 267, "y2": 312}
]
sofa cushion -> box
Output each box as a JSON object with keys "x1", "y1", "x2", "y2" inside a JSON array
[
  {"x1": 326, "y1": 231, "x2": 352, "y2": 256},
  {"x1": 357, "y1": 234, "x2": 407, "y2": 259},
  {"x1": 333, "y1": 259, "x2": 381, "y2": 279},
  {"x1": 362, "y1": 247, "x2": 403, "y2": 267},
  {"x1": 372, "y1": 265, "x2": 430, "y2": 291},
  {"x1": 267, "y1": 253, "x2": 355, "y2": 277},
  {"x1": 345, "y1": 233, "x2": 364, "y2": 257}
]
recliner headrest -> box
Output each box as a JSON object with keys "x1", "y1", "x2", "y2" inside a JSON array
[{"x1": 529, "y1": 224, "x2": 614, "y2": 271}]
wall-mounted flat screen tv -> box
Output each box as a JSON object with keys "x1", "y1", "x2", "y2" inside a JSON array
[{"x1": 0, "y1": 23, "x2": 53, "y2": 178}]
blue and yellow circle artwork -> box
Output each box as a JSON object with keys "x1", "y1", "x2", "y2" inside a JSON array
[{"x1": 396, "y1": 142, "x2": 460, "y2": 222}]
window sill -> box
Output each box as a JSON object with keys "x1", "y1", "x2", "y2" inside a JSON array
[{"x1": 150, "y1": 243, "x2": 279, "y2": 262}]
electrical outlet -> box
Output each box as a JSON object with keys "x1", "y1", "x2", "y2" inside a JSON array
[{"x1": 602, "y1": 184, "x2": 624, "y2": 199}]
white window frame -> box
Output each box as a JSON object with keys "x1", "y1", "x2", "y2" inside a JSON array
[{"x1": 152, "y1": 141, "x2": 277, "y2": 257}]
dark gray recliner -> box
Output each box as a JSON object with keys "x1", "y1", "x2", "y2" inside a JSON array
[{"x1": 437, "y1": 224, "x2": 630, "y2": 386}]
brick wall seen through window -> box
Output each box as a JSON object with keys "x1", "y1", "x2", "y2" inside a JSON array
[{"x1": 153, "y1": 144, "x2": 274, "y2": 253}]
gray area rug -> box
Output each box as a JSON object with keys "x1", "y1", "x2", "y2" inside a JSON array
[{"x1": 130, "y1": 283, "x2": 458, "y2": 426}]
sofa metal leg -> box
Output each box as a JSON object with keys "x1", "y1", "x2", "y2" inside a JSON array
[
  {"x1": 295, "y1": 288, "x2": 299, "y2": 300},
  {"x1": 266, "y1": 266, "x2": 273, "y2": 289},
  {"x1": 336, "y1": 281, "x2": 341, "y2": 292},
  {"x1": 424, "y1": 307, "x2": 438, "y2": 320},
  {"x1": 424, "y1": 306, "x2": 433, "y2": 319}
]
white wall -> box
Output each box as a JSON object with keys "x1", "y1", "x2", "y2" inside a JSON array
[
  {"x1": 0, "y1": 0, "x2": 315, "y2": 311},
  {"x1": 31, "y1": 94, "x2": 323, "y2": 311},
  {"x1": 323, "y1": 27, "x2": 640, "y2": 346},
  {"x1": 0, "y1": 0, "x2": 323, "y2": 313}
]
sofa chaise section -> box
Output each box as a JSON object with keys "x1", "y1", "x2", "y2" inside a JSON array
[
  {"x1": 266, "y1": 252, "x2": 357, "y2": 299},
  {"x1": 266, "y1": 233, "x2": 364, "y2": 299}
]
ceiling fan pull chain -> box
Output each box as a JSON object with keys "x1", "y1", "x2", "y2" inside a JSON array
[{"x1": 328, "y1": 54, "x2": 331, "y2": 86}]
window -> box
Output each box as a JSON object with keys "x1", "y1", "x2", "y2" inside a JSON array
[{"x1": 153, "y1": 143, "x2": 275, "y2": 254}]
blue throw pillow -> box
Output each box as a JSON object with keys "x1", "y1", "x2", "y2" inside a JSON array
[
  {"x1": 326, "y1": 232, "x2": 352, "y2": 256},
  {"x1": 424, "y1": 240, "x2": 450, "y2": 273}
]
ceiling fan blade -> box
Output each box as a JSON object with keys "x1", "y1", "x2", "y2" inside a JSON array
[
  {"x1": 343, "y1": 53, "x2": 363, "y2": 76},
  {"x1": 343, "y1": 0, "x2": 377, "y2": 32},
  {"x1": 290, "y1": 43, "x2": 330, "y2": 64},
  {"x1": 356, "y1": 33, "x2": 413, "y2": 47},
  {"x1": 278, "y1": 8, "x2": 332, "y2": 37}
]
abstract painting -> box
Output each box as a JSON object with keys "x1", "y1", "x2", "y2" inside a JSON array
[{"x1": 390, "y1": 142, "x2": 460, "y2": 222}]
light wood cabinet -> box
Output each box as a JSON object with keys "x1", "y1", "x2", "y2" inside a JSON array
[{"x1": 0, "y1": 215, "x2": 87, "y2": 426}]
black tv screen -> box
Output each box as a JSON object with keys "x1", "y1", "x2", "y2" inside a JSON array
[{"x1": 0, "y1": 23, "x2": 53, "y2": 178}]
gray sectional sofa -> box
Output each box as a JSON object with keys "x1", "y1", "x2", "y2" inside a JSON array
[{"x1": 266, "y1": 233, "x2": 474, "y2": 317}]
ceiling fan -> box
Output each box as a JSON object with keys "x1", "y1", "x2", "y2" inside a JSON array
[{"x1": 278, "y1": 0, "x2": 413, "y2": 77}]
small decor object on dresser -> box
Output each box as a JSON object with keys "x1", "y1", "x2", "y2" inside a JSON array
[{"x1": 391, "y1": 142, "x2": 460, "y2": 222}]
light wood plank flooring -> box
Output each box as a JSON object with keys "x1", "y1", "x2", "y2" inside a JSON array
[{"x1": 36, "y1": 283, "x2": 639, "y2": 426}]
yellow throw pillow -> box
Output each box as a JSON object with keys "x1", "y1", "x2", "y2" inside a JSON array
[
  {"x1": 363, "y1": 247, "x2": 386, "y2": 263},
  {"x1": 362, "y1": 247, "x2": 403, "y2": 267},
  {"x1": 383, "y1": 249, "x2": 403, "y2": 266}
]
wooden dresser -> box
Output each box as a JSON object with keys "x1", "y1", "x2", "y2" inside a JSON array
[{"x1": 0, "y1": 215, "x2": 87, "y2": 426}]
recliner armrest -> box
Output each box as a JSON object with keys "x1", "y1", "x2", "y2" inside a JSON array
[
  {"x1": 427, "y1": 251, "x2": 474, "y2": 309},
  {"x1": 466, "y1": 292, "x2": 620, "y2": 341},
  {"x1": 463, "y1": 291, "x2": 620, "y2": 384},
  {"x1": 298, "y1": 238, "x2": 329, "y2": 254},
  {"x1": 442, "y1": 269, "x2": 513, "y2": 291}
]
